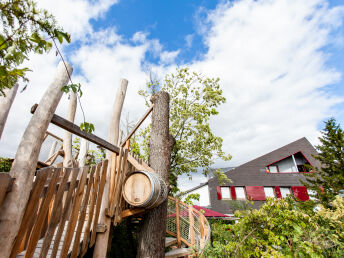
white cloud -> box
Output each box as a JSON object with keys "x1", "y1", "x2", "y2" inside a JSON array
[
  {"x1": 185, "y1": 34, "x2": 194, "y2": 48},
  {"x1": 36, "y1": 0, "x2": 118, "y2": 40},
  {"x1": 191, "y1": 0, "x2": 344, "y2": 166},
  {"x1": 1, "y1": 0, "x2": 344, "y2": 193}
]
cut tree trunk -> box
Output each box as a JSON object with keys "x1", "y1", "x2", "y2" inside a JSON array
[
  {"x1": 63, "y1": 92, "x2": 77, "y2": 167},
  {"x1": 0, "y1": 83, "x2": 19, "y2": 140},
  {"x1": 0, "y1": 62, "x2": 72, "y2": 258},
  {"x1": 93, "y1": 78, "x2": 128, "y2": 258},
  {"x1": 137, "y1": 91, "x2": 175, "y2": 258}
]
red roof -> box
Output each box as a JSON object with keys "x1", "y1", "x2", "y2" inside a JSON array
[{"x1": 193, "y1": 205, "x2": 229, "y2": 217}]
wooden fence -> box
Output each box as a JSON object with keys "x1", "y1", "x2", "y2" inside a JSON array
[{"x1": 8, "y1": 160, "x2": 108, "y2": 258}]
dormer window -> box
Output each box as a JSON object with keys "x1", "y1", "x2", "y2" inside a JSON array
[{"x1": 266, "y1": 151, "x2": 311, "y2": 173}]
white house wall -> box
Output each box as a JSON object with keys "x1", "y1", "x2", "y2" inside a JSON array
[{"x1": 182, "y1": 185, "x2": 210, "y2": 207}]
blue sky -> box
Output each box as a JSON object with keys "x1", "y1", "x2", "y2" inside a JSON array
[{"x1": 1, "y1": 0, "x2": 344, "y2": 190}]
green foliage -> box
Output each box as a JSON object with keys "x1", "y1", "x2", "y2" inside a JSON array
[
  {"x1": 0, "y1": 0, "x2": 70, "y2": 95},
  {"x1": 183, "y1": 193, "x2": 200, "y2": 205},
  {"x1": 302, "y1": 118, "x2": 344, "y2": 208},
  {"x1": 80, "y1": 122, "x2": 95, "y2": 134},
  {"x1": 138, "y1": 68, "x2": 231, "y2": 193},
  {"x1": 213, "y1": 168, "x2": 232, "y2": 186},
  {"x1": 202, "y1": 197, "x2": 344, "y2": 257},
  {"x1": 226, "y1": 199, "x2": 254, "y2": 214},
  {"x1": 0, "y1": 157, "x2": 12, "y2": 172}
]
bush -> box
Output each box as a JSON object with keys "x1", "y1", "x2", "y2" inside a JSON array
[
  {"x1": 0, "y1": 157, "x2": 11, "y2": 172},
  {"x1": 202, "y1": 197, "x2": 344, "y2": 257}
]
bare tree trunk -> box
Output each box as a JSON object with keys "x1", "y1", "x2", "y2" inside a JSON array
[
  {"x1": 93, "y1": 78, "x2": 128, "y2": 258},
  {"x1": 63, "y1": 92, "x2": 77, "y2": 167},
  {"x1": 137, "y1": 91, "x2": 175, "y2": 258},
  {"x1": 48, "y1": 140, "x2": 58, "y2": 159},
  {"x1": 0, "y1": 62, "x2": 72, "y2": 258},
  {"x1": 78, "y1": 138, "x2": 89, "y2": 167},
  {"x1": 0, "y1": 83, "x2": 19, "y2": 140}
]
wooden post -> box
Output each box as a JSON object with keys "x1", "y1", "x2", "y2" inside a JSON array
[
  {"x1": 78, "y1": 138, "x2": 89, "y2": 167},
  {"x1": 0, "y1": 83, "x2": 19, "y2": 140},
  {"x1": 176, "y1": 199, "x2": 181, "y2": 248},
  {"x1": 137, "y1": 91, "x2": 175, "y2": 258},
  {"x1": 93, "y1": 78, "x2": 128, "y2": 258},
  {"x1": 63, "y1": 92, "x2": 77, "y2": 167},
  {"x1": 0, "y1": 62, "x2": 72, "y2": 257},
  {"x1": 48, "y1": 141, "x2": 58, "y2": 160},
  {"x1": 189, "y1": 205, "x2": 195, "y2": 246}
]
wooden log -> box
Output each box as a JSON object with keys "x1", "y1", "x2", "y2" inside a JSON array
[
  {"x1": 0, "y1": 174, "x2": 12, "y2": 209},
  {"x1": 0, "y1": 83, "x2": 18, "y2": 140},
  {"x1": 0, "y1": 62, "x2": 72, "y2": 258},
  {"x1": 137, "y1": 92, "x2": 175, "y2": 258},
  {"x1": 93, "y1": 79, "x2": 128, "y2": 258},
  {"x1": 78, "y1": 138, "x2": 89, "y2": 167},
  {"x1": 32, "y1": 106, "x2": 121, "y2": 155},
  {"x1": 63, "y1": 92, "x2": 77, "y2": 167},
  {"x1": 48, "y1": 141, "x2": 58, "y2": 160},
  {"x1": 176, "y1": 199, "x2": 181, "y2": 248}
]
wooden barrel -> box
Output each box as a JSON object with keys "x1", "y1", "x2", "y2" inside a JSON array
[{"x1": 122, "y1": 171, "x2": 168, "y2": 209}]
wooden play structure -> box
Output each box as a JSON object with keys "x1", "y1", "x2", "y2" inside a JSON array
[{"x1": 0, "y1": 62, "x2": 210, "y2": 257}]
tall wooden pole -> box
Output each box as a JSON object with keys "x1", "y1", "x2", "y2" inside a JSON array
[
  {"x1": 78, "y1": 138, "x2": 89, "y2": 167},
  {"x1": 63, "y1": 92, "x2": 77, "y2": 167},
  {"x1": 0, "y1": 62, "x2": 72, "y2": 257},
  {"x1": 93, "y1": 78, "x2": 128, "y2": 258},
  {"x1": 137, "y1": 91, "x2": 175, "y2": 258},
  {"x1": 0, "y1": 83, "x2": 19, "y2": 140}
]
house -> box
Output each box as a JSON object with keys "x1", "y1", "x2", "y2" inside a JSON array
[{"x1": 182, "y1": 137, "x2": 320, "y2": 215}]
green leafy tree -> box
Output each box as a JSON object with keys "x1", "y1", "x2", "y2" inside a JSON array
[
  {"x1": 202, "y1": 197, "x2": 344, "y2": 257},
  {"x1": 138, "y1": 68, "x2": 231, "y2": 193},
  {"x1": 0, "y1": 157, "x2": 12, "y2": 172},
  {"x1": 0, "y1": 0, "x2": 70, "y2": 95},
  {"x1": 302, "y1": 118, "x2": 344, "y2": 208}
]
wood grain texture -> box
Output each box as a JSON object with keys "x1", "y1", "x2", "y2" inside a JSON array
[
  {"x1": 0, "y1": 62, "x2": 72, "y2": 258},
  {"x1": 0, "y1": 83, "x2": 18, "y2": 140}
]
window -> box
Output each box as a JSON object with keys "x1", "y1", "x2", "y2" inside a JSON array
[
  {"x1": 235, "y1": 187, "x2": 246, "y2": 200},
  {"x1": 221, "y1": 187, "x2": 231, "y2": 199},
  {"x1": 268, "y1": 165, "x2": 279, "y2": 173},
  {"x1": 280, "y1": 187, "x2": 291, "y2": 198},
  {"x1": 264, "y1": 187, "x2": 275, "y2": 198}
]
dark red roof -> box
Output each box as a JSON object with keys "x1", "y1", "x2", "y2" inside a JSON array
[{"x1": 193, "y1": 205, "x2": 229, "y2": 217}]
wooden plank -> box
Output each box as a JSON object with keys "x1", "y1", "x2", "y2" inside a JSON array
[
  {"x1": 24, "y1": 167, "x2": 60, "y2": 258},
  {"x1": 120, "y1": 208, "x2": 145, "y2": 219},
  {"x1": 114, "y1": 149, "x2": 128, "y2": 225},
  {"x1": 108, "y1": 148, "x2": 123, "y2": 217},
  {"x1": 50, "y1": 168, "x2": 79, "y2": 258},
  {"x1": 70, "y1": 166, "x2": 95, "y2": 258},
  {"x1": 90, "y1": 159, "x2": 108, "y2": 247},
  {"x1": 45, "y1": 130, "x2": 63, "y2": 142},
  {"x1": 60, "y1": 166, "x2": 88, "y2": 258},
  {"x1": 120, "y1": 105, "x2": 153, "y2": 147},
  {"x1": 108, "y1": 152, "x2": 118, "y2": 212},
  {"x1": 176, "y1": 199, "x2": 181, "y2": 248},
  {"x1": 189, "y1": 206, "x2": 195, "y2": 246},
  {"x1": 81, "y1": 164, "x2": 100, "y2": 256},
  {"x1": 38, "y1": 168, "x2": 69, "y2": 258},
  {"x1": 31, "y1": 105, "x2": 120, "y2": 155},
  {"x1": 10, "y1": 169, "x2": 50, "y2": 258},
  {"x1": 0, "y1": 173, "x2": 12, "y2": 208},
  {"x1": 165, "y1": 247, "x2": 192, "y2": 258},
  {"x1": 127, "y1": 153, "x2": 154, "y2": 173}
]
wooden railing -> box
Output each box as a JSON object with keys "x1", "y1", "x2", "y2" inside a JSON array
[
  {"x1": 166, "y1": 196, "x2": 211, "y2": 253},
  {"x1": 8, "y1": 160, "x2": 108, "y2": 258}
]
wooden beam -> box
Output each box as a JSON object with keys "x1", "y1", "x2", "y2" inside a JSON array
[
  {"x1": 45, "y1": 131, "x2": 63, "y2": 142},
  {"x1": 120, "y1": 105, "x2": 154, "y2": 147},
  {"x1": 31, "y1": 104, "x2": 120, "y2": 155},
  {"x1": 121, "y1": 208, "x2": 145, "y2": 219}
]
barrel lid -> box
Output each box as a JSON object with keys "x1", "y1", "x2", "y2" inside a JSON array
[{"x1": 123, "y1": 172, "x2": 151, "y2": 206}]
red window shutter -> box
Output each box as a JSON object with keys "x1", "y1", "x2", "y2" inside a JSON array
[
  {"x1": 245, "y1": 186, "x2": 265, "y2": 201},
  {"x1": 217, "y1": 186, "x2": 222, "y2": 200},
  {"x1": 275, "y1": 186, "x2": 282, "y2": 199},
  {"x1": 230, "y1": 186, "x2": 236, "y2": 200},
  {"x1": 292, "y1": 186, "x2": 309, "y2": 201}
]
